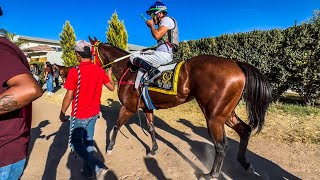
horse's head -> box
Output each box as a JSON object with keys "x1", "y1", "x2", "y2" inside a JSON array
[
  {"x1": 89, "y1": 36, "x2": 130, "y2": 69},
  {"x1": 89, "y1": 36, "x2": 107, "y2": 68},
  {"x1": 89, "y1": 36, "x2": 132, "y2": 79}
]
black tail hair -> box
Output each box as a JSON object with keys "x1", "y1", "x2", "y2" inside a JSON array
[{"x1": 237, "y1": 61, "x2": 272, "y2": 133}]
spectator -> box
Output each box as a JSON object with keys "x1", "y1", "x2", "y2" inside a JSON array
[
  {"x1": 0, "y1": 6, "x2": 43, "y2": 179},
  {"x1": 59, "y1": 40, "x2": 114, "y2": 179},
  {"x1": 30, "y1": 64, "x2": 40, "y2": 83},
  {"x1": 44, "y1": 62, "x2": 54, "y2": 95},
  {"x1": 52, "y1": 63, "x2": 60, "y2": 88}
]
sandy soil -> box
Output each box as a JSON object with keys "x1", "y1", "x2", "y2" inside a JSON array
[{"x1": 21, "y1": 90, "x2": 320, "y2": 180}]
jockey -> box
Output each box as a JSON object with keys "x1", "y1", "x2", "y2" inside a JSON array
[{"x1": 130, "y1": 0, "x2": 179, "y2": 83}]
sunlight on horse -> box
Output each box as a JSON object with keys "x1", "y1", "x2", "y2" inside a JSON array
[{"x1": 89, "y1": 36, "x2": 272, "y2": 179}]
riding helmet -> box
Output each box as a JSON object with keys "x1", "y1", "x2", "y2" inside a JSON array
[{"x1": 146, "y1": 1, "x2": 167, "y2": 15}]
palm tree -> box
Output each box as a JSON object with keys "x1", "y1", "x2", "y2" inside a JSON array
[{"x1": 0, "y1": 28, "x2": 26, "y2": 47}]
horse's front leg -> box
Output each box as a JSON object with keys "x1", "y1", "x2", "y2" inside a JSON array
[
  {"x1": 107, "y1": 105, "x2": 134, "y2": 153},
  {"x1": 144, "y1": 109, "x2": 158, "y2": 156}
]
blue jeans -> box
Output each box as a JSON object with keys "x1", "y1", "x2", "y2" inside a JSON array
[
  {"x1": 0, "y1": 158, "x2": 26, "y2": 180},
  {"x1": 46, "y1": 74, "x2": 54, "y2": 92},
  {"x1": 70, "y1": 115, "x2": 106, "y2": 176}
]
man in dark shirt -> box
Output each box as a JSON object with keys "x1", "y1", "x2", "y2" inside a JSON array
[{"x1": 0, "y1": 6, "x2": 43, "y2": 179}]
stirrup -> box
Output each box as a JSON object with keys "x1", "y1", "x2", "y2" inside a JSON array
[{"x1": 144, "y1": 68, "x2": 160, "y2": 84}]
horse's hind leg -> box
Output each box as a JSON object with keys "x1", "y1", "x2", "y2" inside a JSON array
[
  {"x1": 107, "y1": 105, "x2": 134, "y2": 153},
  {"x1": 226, "y1": 112, "x2": 252, "y2": 171},
  {"x1": 144, "y1": 110, "x2": 158, "y2": 156},
  {"x1": 206, "y1": 116, "x2": 229, "y2": 178}
]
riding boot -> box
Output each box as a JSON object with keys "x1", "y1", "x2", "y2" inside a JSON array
[
  {"x1": 132, "y1": 57, "x2": 160, "y2": 82},
  {"x1": 147, "y1": 67, "x2": 160, "y2": 82}
]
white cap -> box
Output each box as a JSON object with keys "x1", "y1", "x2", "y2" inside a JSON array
[{"x1": 74, "y1": 40, "x2": 91, "y2": 52}]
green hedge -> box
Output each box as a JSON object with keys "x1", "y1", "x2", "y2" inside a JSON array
[{"x1": 175, "y1": 15, "x2": 320, "y2": 105}]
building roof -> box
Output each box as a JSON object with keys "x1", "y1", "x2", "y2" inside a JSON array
[
  {"x1": 17, "y1": 35, "x2": 146, "y2": 51},
  {"x1": 24, "y1": 45, "x2": 56, "y2": 52},
  {"x1": 17, "y1": 35, "x2": 60, "y2": 45}
]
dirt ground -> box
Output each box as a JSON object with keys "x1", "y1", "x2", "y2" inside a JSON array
[{"x1": 21, "y1": 88, "x2": 320, "y2": 180}]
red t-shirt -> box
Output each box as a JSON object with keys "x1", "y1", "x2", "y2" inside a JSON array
[
  {"x1": 64, "y1": 61, "x2": 110, "y2": 119},
  {"x1": 0, "y1": 37, "x2": 32, "y2": 167}
]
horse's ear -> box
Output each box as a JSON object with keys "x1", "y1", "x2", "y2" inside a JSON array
[
  {"x1": 94, "y1": 36, "x2": 97, "y2": 41},
  {"x1": 89, "y1": 36, "x2": 94, "y2": 44}
]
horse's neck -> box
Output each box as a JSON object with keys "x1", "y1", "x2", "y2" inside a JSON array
[
  {"x1": 107, "y1": 48, "x2": 131, "y2": 81},
  {"x1": 112, "y1": 58, "x2": 129, "y2": 81}
]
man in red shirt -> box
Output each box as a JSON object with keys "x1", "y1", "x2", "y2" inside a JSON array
[
  {"x1": 0, "y1": 6, "x2": 43, "y2": 179},
  {"x1": 59, "y1": 40, "x2": 114, "y2": 179}
]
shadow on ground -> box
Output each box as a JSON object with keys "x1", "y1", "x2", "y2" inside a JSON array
[
  {"x1": 100, "y1": 98, "x2": 300, "y2": 180},
  {"x1": 41, "y1": 120, "x2": 70, "y2": 180}
]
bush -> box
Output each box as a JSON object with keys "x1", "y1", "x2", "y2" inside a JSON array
[{"x1": 175, "y1": 17, "x2": 319, "y2": 105}]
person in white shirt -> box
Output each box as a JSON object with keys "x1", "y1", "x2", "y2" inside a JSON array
[{"x1": 130, "y1": 0, "x2": 179, "y2": 83}]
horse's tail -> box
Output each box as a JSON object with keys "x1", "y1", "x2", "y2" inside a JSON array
[{"x1": 236, "y1": 61, "x2": 272, "y2": 133}]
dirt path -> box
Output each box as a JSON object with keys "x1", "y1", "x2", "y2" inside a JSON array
[{"x1": 21, "y1": 94, "x2": 320, "y2": 180}]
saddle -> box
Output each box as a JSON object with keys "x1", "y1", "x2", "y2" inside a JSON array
[
  {"x1": 134, "y1": 61, "x2": 184, "y2": 110},
  {"x1": 134, "y1": 61, "x2": 184, "y2": 95}
]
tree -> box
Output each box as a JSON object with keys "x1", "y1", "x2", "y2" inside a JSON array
[
  {"x1": 307, "y1": 9, "x2": 320, "y2": 23},
  {"x1": 0, "y1": 28, "x2": 26, "y2": 47},
  {"x1": 106, "y1": 11, "x2": 128, "y2": 50},
  {"x1": 59, "y1": 21, "x2": 77, "y2": 67}
]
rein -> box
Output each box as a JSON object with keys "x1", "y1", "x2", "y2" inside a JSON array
[
  {"x1": 102, "y1": 54, "x2": 133, "y2": 68},
  {"x1": 118, "y1": 68, "x2": 135, "y2": 86}
]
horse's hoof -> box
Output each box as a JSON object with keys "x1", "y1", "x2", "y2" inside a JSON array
[
  {"x1": 146, "y1": 150, "x2": 156, "y2": 157},
  {"x1": 106, "y1": 150, "x2": 112, "y2": 155},
  {"x1": 199, "y1": 173, "x2": 217, "y2": 180},
  {"x1": 106, "y1": 147, "x2": 114, "y2": 155}
]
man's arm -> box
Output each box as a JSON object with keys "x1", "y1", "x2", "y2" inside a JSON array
[
  {"x1": 104, "y1": 68, "x2": 115, "y2": 91},
  {"x1": 105, "y1": 82, "x2": 115, "y2": 91},
  {"x1": 60, "y1": 90, "x2": 74, "y2": 122},
  {"x1": 0, "y1": 73, "x2": 42, "y2": 115},
  {"x1": 146, "y1": 19, "x2": 168, "y2": 40}
]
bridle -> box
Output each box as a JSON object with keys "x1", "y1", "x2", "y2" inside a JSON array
[
  {"x1": 91, "y1": 40, "x2": 142, "y2": 86},
  {"x1": 91, "y1": 41, "x2": 106, "y2": 68}
]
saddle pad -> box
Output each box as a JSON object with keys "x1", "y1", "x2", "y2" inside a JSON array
[{"x1": 148, "y1": 61, "x2": 184, "y2": 95}]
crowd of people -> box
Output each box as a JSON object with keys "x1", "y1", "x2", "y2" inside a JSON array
[{"x1": 30, "y1": 62, "x2": 61, "y2": 95}]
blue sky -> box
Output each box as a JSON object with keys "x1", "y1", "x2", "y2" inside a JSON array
[{"x1": 0, "y1": 0, "x2": 319, "y2": 47}]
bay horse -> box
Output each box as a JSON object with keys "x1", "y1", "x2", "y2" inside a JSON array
[{"x1": 89, "y1": 37, "x2": 272, "y2": 178}]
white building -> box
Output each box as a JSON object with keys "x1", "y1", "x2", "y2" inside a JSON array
[{"x1": 15, "y1": 35, "x2": 146, "y2": 65}]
